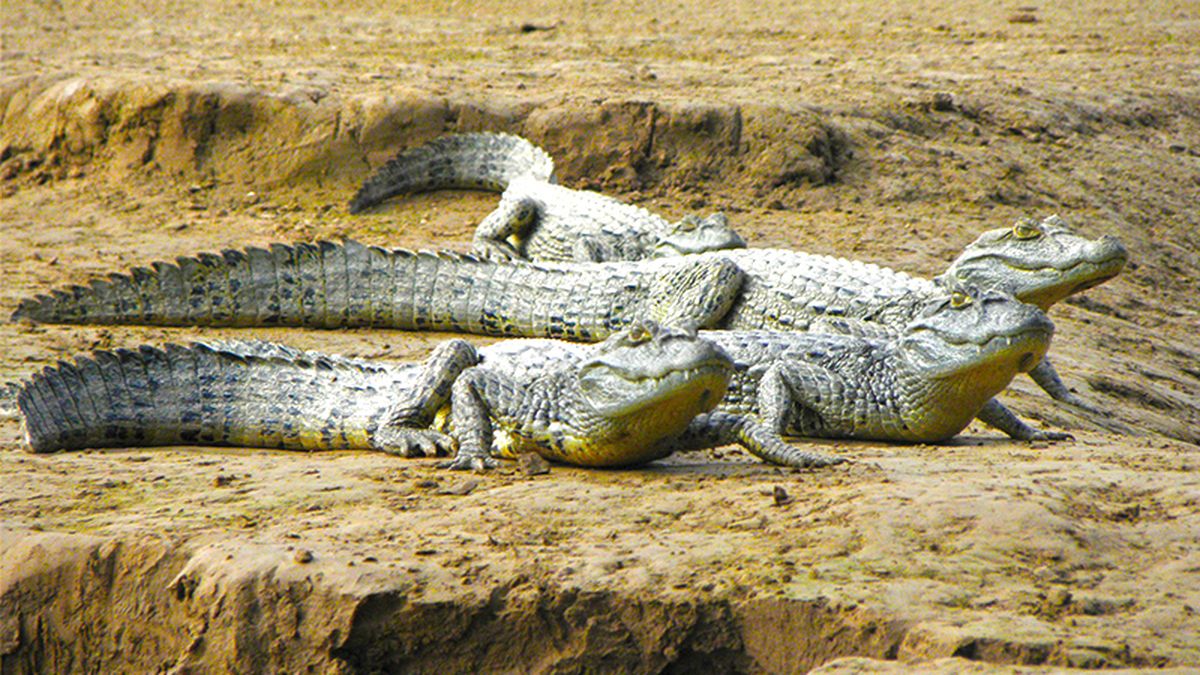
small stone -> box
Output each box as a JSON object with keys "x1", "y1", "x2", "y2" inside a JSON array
[
  {"x1": 1052, "y1": 589, "x2": 1072, "y2": 605},
  {"x1": 294, "y1": 549, "x2": 314, "y2": 564},
  {"x1": 213, "y1": 474, "x2": 234, "y2": 487},
  {"x1": 772, "y1": 486, "x2": 792, "y2": 506},
  {"x1": 519, "y1": 452, "x2": 551, "y2": 476},
  {"x1": 931, "y1": 92, "x2": 955, "y2": 112}
]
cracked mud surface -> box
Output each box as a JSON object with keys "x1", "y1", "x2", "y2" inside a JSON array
[{"x1": 1, "y1": 1, "x2": 1198, "y2": 672}]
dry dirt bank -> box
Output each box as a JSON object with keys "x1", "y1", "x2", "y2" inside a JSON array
[{"x1": 1, "y1": 1, "x2": 1199, "y2": 672}]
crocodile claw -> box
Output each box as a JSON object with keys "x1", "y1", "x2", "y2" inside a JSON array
[
  {"x1": 439, "y1": 453, "x2": 499, "y2": 471},
  {"x1": 1027, "y1": 429, "x2": 1074, "y2": 442},
  {"x1": 376, "y1": 429, "x2": 457, "y2": 457},
  {"x1": 475, "y1": 241, "x2": 521, "y2": 262}
]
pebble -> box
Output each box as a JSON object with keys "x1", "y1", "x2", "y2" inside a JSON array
[{"x1": 519, "y1": 453, "x2": 551, "y2": 476}]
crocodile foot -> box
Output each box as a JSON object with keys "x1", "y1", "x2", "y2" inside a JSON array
[
  {"x1": 439, "y1": 453, "x2": 499, "y2": 471},
  {"x1": 374, "y1": 429, "x2": 457, "y2": 457}
]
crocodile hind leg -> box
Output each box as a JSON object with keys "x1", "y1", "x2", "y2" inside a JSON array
[
  {"x1": 441, "y1": 367, "x2": 513, "y2": 470},
  {"x1": 373, "y1": 339, "x2": 481, "y2": 457},
  {"x1": 647, "y1": 257, "x2": 746, "y2": 329},
  {"x1": 472, "y1": 195, "x2": 539, "y2": 261}
]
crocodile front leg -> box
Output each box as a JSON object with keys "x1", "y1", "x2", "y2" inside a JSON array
[
  {"x1": 1020, "y1": 361, "x2": 1136, "y2": 435},
  {"x1": 976, "y1": 399, "x2": 1073, "y2": 441},
  {"x1": 1027, "y1": 358, "x2": 1090, "y2": 407},
  {"x1": 572, "y1": 236, "x2": 609, "y2": 262},
  {"x1": 442, "y1": 367, "x2": 510, "y2": 470}
]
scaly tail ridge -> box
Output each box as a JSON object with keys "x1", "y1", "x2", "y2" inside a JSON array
[{"x1": 349, "y1": 132, "x2": 555, "y2": 213}]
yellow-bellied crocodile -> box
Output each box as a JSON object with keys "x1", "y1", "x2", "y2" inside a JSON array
[
  {"x1": 348, "y1": 132, "x2": 745, "y2": 262},
  {"x1": 18, "y1": 322, "x2": 824, "y2": 469}
]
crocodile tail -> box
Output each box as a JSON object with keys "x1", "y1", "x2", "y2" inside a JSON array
[
  {"x1": 16, "y1": 342, "x2": 403, "y2": 453},
  {"x1": 349, "y1": 132, "x2": 555, "y2": 213},
  {"x1": 9, "y1": 239, "x2": 642, "y2": 338},
  {"x1": 10, "y1": 240, "x2": 448, "y2": 329}
]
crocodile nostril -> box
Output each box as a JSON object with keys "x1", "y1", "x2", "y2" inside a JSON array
[{"x1": 1019, "y1": 352, "x2": 1036, "y2": 371}]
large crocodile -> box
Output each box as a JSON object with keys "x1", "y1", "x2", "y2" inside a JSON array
[
  {"x1": 15, "y1": 288, "x2": 1049, "y2": 470},
  {"x1": 17, "y1": 322, "x2": 842, "y2": 469},
  {"x1": 11, "y1": 216, "x2": 1125, "y2": 441},
  {"x1": 348, "y1": 132, "x2": 746, "y2": 262}
]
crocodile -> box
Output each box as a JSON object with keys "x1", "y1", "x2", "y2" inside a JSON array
[
  {"x1": 348, "y1": 132, "x2": 746, "y2": 262},
  {"x1": 10, "y1": 215, "x2": 1124, "y2": 441},
  {"x1": 17, "y1": 322, "x2": 840, "y2": 469}
]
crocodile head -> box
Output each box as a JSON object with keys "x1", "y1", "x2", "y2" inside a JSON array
[
  {"x1": 938, "y1": 215, "x2": 1129, "y2": 310},
  {"x1": 553, "y1": 320, "x2": 733, "y2": 466},
  {"x1": 578, "y1": 320, "x2": 732, "y2": 417},
  {"x1": 652, "y1": 213, "x2": 747, "y2": 257},
  {"x1": 900, "y1": 287, "x2": 1054, "y2": 380},
  {"x1": 897, "y1": 288, "x2": 1055, "y2": 440}
]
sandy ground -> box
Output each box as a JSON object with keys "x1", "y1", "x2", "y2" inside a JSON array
[{"x1": 1, "y1": 1, "x2": 1199, "y2": 672}]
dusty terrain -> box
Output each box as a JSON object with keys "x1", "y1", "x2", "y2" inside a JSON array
[{"x1": 1, "y1": 1, "x2": 1199, "y2": 672}]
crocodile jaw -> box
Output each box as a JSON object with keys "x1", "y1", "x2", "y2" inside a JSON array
[{"x1": 521, "y1": 362, "x2": 731, "y2": 468}]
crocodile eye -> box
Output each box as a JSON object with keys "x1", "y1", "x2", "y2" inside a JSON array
[
  {"x1": 627, "y1": 323, "x2": 652, "y2": 343},
  {"x1": 949, "y1": 291, "x2": 973, "y2": 309},
  {"x1": 1012, "y1": 219, "x2": 1043, "y2": 240}
]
